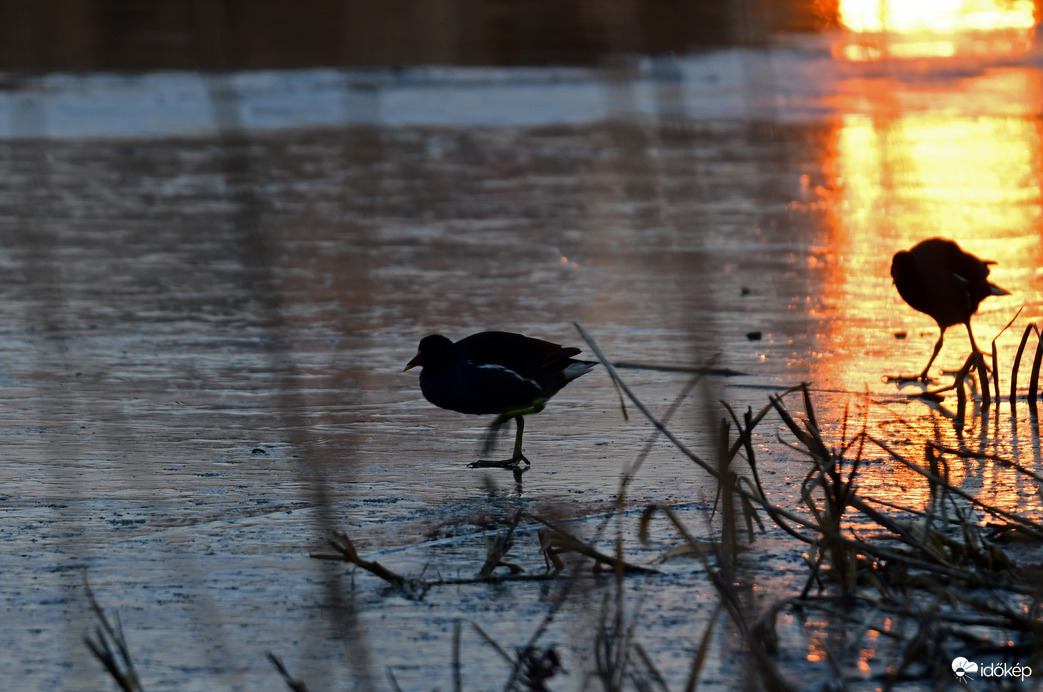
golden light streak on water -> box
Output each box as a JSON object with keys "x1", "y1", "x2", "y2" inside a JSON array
[
  {"x1": 836, "y1": 0, "x2": 1036, "y2": 60},
  {"x1": 824, "y1": 97, "x2": 1043, "y2": 390},
  {"x1": 839, "y1": 0, "x2": 1036, "y2": 33},
  {"x1": 807, "y1": 63, "x2": 1043, "y2": 515}
]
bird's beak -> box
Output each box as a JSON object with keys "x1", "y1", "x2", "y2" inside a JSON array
[{"x1": 404, "y1": 353, "x2": 421, "y2": 371}]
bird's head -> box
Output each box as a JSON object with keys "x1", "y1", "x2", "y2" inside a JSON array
[
  {"x1": 404, "y1": 334, "x2": 453, "y2": 371},
  {"x1": 891, "y1": 250, "x2": 914, "y2": 285}
]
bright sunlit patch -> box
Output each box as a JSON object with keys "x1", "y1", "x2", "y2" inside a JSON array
[
  {"x1": 826, "y1": 107, "x2": 1041, "y2": 385},
  {"x1": 888, "y1": 40, "x2": 957, "y2": 58},
  {"x1": 813, "y1": 64, "x2": 1043, "y2": 514},
  {"x1": 840, "y1": 0, "x2": 1035, "y2": 34},
  {"x1": 837, "y1": 0, "x2": 1036, "y2": 59}
]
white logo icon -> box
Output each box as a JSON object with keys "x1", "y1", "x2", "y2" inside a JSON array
[{"x1": 952, "y1": 657, "x2": 979, "y2": 680}]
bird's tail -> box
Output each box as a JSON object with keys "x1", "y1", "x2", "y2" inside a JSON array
[
  {"x1": 562, "y1": 360, "x2": 597, "y2": 383},
  {"x1": 988, "y1": 281, "x2": 1011, "y2": 296}
]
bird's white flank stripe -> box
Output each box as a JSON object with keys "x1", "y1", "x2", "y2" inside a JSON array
[{"x1": 473, "y1": 362, "x2": 541, "y2": 390}]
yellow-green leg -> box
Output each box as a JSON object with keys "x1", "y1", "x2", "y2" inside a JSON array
[
  {"x1": 468, "y1": 402, "x2": 544, "y2": 471},
  {"x1": 468, "y1": 416, "x2": 529, "y2": 469}
]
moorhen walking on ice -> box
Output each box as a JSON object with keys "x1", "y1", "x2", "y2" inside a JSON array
[
  {"x1": 891, "y1": 237, "x2": 1010, "y2": 380},
  {"x1": 404, "y1": 331, "x2": 597, "y2": 470}
]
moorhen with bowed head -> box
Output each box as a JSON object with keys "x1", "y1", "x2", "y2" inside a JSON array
[
  {"x1": 404, "y1": 331, "x2": 597, "y2": 470},
  {"x1": 891, "y1": 237, "x2": 1010, "y2": 380}
]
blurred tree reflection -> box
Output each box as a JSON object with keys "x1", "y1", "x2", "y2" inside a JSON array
[{"x1": 0, "y1": 0, "x2": 834, "y2": 72}]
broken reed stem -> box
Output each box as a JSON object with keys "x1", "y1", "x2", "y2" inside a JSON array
[
  {"x1": 523, "y1": 512, "x2": 658, "y2": 575},
  {"x1": 685, "y1": 602, "x2": 723, "y2": 692},
  {"x1": 1009, "y1": 323, "x2": 1036, "y2": 405},
  {"x1": 268, "y1": 653, "x2": 310, "y2": 692},
  {"x1": 611, "y1": 361, "x2": 747, "y2": 377},
  {"x1": 718, "y1": 418, "x2": 738, "y2": 570},
  {"x1": 479, "y1": 511, "x2": 522, "y2": 577},
  {"x1": 702, "y1": 554, "x2": 798, "y2": 692},
  {"x1": 1009, "y1": 322, "x2": 1043, "y2": 407},
  {"x1": 477, "y1": 623, "x2": 569, "y2": 692},
  {"x1": 989, "y1": 307, "x2": 1024, "y2": 403},
  {"x1": 958, "y1": 352, "x2": 977, "y2": 429},
  {"x1": 1031, "y1": 327, "x2": 1043, "y2": 407},
  {"x1": 974, "y1": 351, "x2": 991, "y2": 408},
  {"x1": 315, "y1": 533, "x2": 411, "y2": 586},
  {"x1": 452, "y1": 619, "x2": 462, "y2": 692},
  {"x1": 313, "y1": 517, "x2": 656, "y2": 605},
  {"x1": 992, "y1": 306, "x2": 1023, "y2": 405},
  {"x1": 721, "y1": 401, "x2": 767, "y2": 504},
  {"x1": 620, "y1": 370, "x2": 705, "y2": 500},
  {"x1": 83, "y1": 578, "x2": 144, "y2": 692},
  {"x1": 574, "y1": 322, "x2": 714, "y2": 477},
  {"x1": 992, "y1": 341, "x2": 1001, "y2": 403}
]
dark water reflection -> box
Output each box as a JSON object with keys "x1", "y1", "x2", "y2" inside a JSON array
[{"x1": 4, "y1": 51, "x2": 1043, "y2": 688}]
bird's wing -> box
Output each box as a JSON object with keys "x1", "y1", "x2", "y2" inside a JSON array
[{"x1": 457, "y1": 332, "x2": 578, "y2": 372}]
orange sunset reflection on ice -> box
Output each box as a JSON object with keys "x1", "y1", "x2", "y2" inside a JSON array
[
  {"x1": 820, "y1": 101, "x2": 1043, "y2": 397},
  {"x1": 836, "y1": 0, "x2": 1036, "y2": 60},
  {"x1": 802, "y1": 0, "x2": 1043, "y2": 517}
]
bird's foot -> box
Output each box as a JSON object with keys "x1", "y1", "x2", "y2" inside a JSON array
[
  {"x1": 468, "y1": 453, "x2": 531, "y2": 471},
  {"x1": 883, "y1": 373, "x2": 934, "y2": 384}
]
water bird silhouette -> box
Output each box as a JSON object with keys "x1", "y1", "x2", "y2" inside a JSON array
[
  {"x1": 891, "y1": 237, "x2": 1010, "y2": 381},
  {"x1": 404, "y1": 331, "x2": 597, "y2": 470}
]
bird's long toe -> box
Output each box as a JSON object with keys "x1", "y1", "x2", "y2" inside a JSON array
[
  {"x1": 883, "y1": 373, "x2": 935, "y2": 384},
  {"x1": 468, "y1": 453, "x2": 531, "y2": 470}
]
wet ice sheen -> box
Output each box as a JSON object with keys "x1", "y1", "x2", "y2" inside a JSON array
[{"x1": 2, "y1": 34, "x2": 1043, "y2": 692}]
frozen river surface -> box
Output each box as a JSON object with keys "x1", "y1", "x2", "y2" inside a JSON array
[{"x1": 3, "y1": 33, "x2": 1043, "y2": 691}]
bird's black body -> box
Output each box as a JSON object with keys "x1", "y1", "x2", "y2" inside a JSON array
[
  {"x1": 891, "y1": 238, "x2": 1006, "y2": 329},
  {"x1": 405, "y1": 331, "x2": 596, "y2": 470},
  {"x1": 410, "y1": 331, "x2": 593, "y2": 415},
  {"x1": 891, "y1": 237, "x2": 1009, "y2": 379}
]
